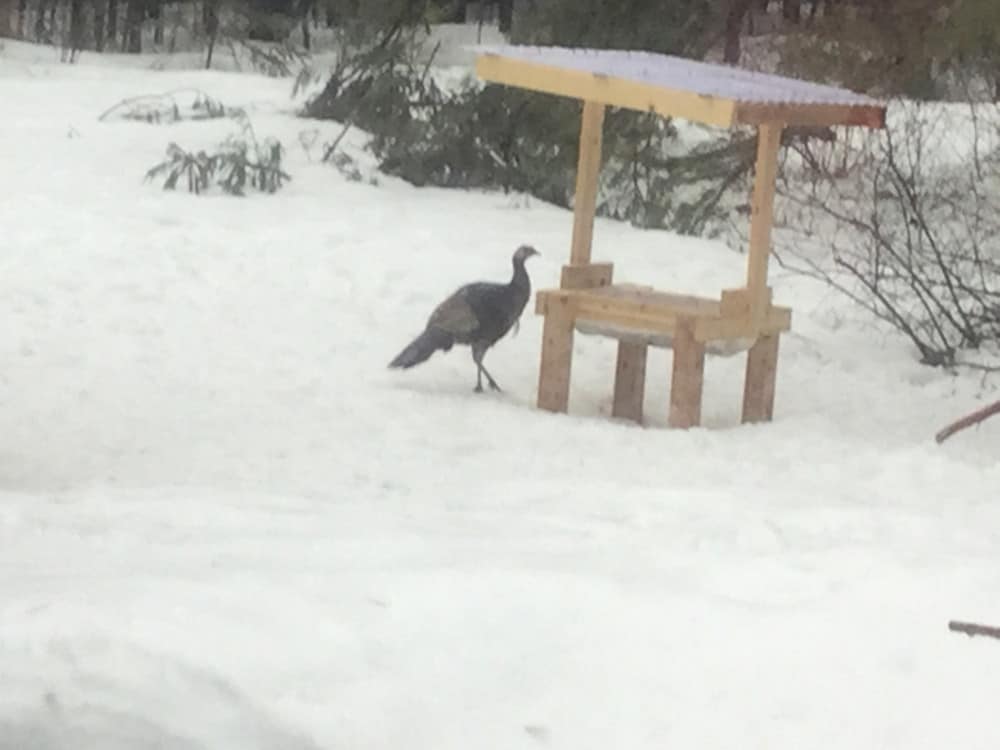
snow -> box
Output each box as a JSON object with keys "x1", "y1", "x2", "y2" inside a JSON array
[{"x1": 1, "y1": 37, "x2": 1000, "y2": 750}]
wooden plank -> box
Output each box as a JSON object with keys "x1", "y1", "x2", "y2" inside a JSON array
[
  {"x1": 593, "y1": 284, "x2": 721, "y2": 314},
  {"x1": 561, "y1": 262, "x2": 613, "y2": 290},
  {"x1": 742, "y1": 333, "x2": 780, "y2": 423},
  {"x1": 537, "y1": 294, "x2": 576, "y2": 413},
  {"x1": 695, "y1": 306, "x2": 791, "y2": 342},
  {"x1": 574, "y1": 299, "x2": 680, "y2": 336},
  {"x1": 612, "y1": 341, "x2": 647, "y2": 424},
  {"x1": 734, "y1": 101, "x2": 886, "y2": 129},
  {"x1": 746, "y1": 123, "x2": 782, "y2": 332},
  {"x1": 570, "y1": 286, "x2": 707, "y2": 325},
  {"x1": 570, "y1": 100, "x2": 606, "y2": 266},
  {"x1": 668, "y1": 318, "x2": 706, "y2": 429},
  {"x1": 475, "y1": 53, "x2": 738, "y2": 128},
  {"x1": 539, "y1": 286, "x2": 791, "y2": 342}
]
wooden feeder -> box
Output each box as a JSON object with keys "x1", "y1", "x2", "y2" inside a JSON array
[{"x1": 475, "y1": 45, "x2": 886, "y2": 428}]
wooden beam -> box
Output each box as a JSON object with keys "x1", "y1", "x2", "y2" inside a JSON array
[
  {"x1": 734, "y1": 101, "x2": 886, "y2": 129},
  {"x1": 537, "y1": 287, "x2": 791, "y2": 342},
  {"x1": 668, "y1": 318, "x2": 706, "y2": 428},
  {"x1": 570, "y1": 100, "x2": 605, "y2": 266},
  {"x1": 574, "y1": 302, "x2": 680, "y2": 336},
  {"x1": 561, "y1": 262, "x2": 613, "y2": 290},
  {"x1": 746, "y1": 123, "x2": 782, "y2": 332},
  {"x1": 537, "y1": 293, "x2": 576, "y2": 413},
  {"x1": 694, "y1": 306, "x2": 791, "y2": 342},
  {"x1": 742, "y1": 333, "x2": 780, "y2": 423},
  {"x1": 476, "y1": 53, "x2": 738, "y2": 128},
  {"x1": 612, "y1": 341, "x2": 647, "y2": 423}
]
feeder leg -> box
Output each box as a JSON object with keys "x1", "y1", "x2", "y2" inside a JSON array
[
  {"x1": 537, "y1": 298, "x2": 575, "y2": 414},
  {"x1": 669, "y1": 320, "x2": 705, "y2": 429},
  {"x1": 612, "y1": 341, "x2": 647, "y2": 423},
  {"x1": 742, "y1": 333, "x2": 780, "y2": 423}
]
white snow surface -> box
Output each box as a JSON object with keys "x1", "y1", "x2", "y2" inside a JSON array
[{"x1": 1, "y1": 42, "x2": 999, "y2": 750}]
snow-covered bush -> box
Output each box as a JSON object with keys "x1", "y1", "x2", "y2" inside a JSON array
[
  {"x1": 775, "y1": 100, "x2": 1000, "y2": 366},
  {"x1": 145, "y1": 115, "x2": 289, "y2": 196}
]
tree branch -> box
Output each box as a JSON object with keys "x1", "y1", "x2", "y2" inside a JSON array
[
  {"x1": 935, "y1": 399, "x2": 1000, "y2": 443},
  {"x1": 949, "y1": 620, "x2": 1000, "y2": 640}
]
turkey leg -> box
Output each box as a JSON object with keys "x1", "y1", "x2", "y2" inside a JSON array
[{"x1": 472, "y1": 346, "x2": 502, "y2": 393}]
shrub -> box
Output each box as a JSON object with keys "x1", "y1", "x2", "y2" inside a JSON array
[
  {"x1": 145, "y1": 115, "x2": 290, "y2": 196},
  {"x1": 775, "y1": 100, "x2": 1000, "y2": 365}
]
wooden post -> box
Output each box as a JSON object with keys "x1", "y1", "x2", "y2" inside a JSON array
[
  {"x1": 668, "y1": 319, "x2": 706, "y2": 429},
  {"x1": 746, "y1": 122, "x2": 782, "y2": 331},
  {"x1": 742, "y1": 333, "x2": 780, "y2": 423},
  {"x1": 561, "y1": 262, "x2": 613, "y2": 290},
  {"x1": 612, "y1": 341, "x2": 647, "y2": 423},
  {"x1": 569, "y1": 100, "x2": 606, "y2": 266},
  {"x1": 537, "y1": 295, "x2": 575, "y2": 413}
]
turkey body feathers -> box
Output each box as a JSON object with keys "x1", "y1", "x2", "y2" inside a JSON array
[{"x1": 388, "y1": 245, "x2": 539, "y2": 391}]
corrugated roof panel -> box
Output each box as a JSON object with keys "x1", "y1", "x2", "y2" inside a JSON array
[{"x1": 475, "y1": 44, "x2": 883, "y2": 109}]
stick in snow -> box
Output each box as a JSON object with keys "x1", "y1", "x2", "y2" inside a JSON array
[
  {"x1": 934, "y1": 399, "x2": 1000, "y2": 444},
  {"x1": 948, "y1": 620, "x2": 1000, "y2": 640}
]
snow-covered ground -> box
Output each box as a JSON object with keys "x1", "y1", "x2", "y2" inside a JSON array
[{"x1": 1, "y1": 39, "x2": 999, "y2": 750}]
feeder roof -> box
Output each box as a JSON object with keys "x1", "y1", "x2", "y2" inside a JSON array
[{"x1": 475, "y1": 45, "x2": 886, "y2": 129}]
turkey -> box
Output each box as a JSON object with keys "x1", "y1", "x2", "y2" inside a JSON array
[{"x1": 388, "y1": 244, "x2": 540, "y2": 392}]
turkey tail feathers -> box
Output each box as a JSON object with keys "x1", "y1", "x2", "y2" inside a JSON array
[{"x1": 388, "y1": 327, "x2": 453, "y2": 369}]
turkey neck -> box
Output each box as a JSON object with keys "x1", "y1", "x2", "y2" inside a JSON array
[{"x1": 510, "y1": 256, "x2": 531, "y2": 293}]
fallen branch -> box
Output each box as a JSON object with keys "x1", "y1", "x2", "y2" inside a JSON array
[
  {"x1": 948, "y1": 620, "x2": 1000, "y2": 640},
  {"x1": 935, "y1": 399, "x2": 1000, "y2": 443},
  {"x1": 98, "y1": 88, "x2": 238, "y2": 124}
]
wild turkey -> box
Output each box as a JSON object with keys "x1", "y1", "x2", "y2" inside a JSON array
[{"x1": 388, "y1": 244, "x2": 540, "y2": 392}]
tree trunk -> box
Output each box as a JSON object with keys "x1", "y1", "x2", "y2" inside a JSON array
[
  {"x1": 724, "y1": 0, "x2": 752, "y2": 64},
  {"x1": 203, "y1": 0, "x2": 218, "y2": 68},
  {"x1": 94, "y1": 0, "x2": 106, "y2": 50},
  {"x1": 107, "y1": 0, "x2": 118, "y2": 49},
  {"x1": 69, "y1": 0, "x2": 84, "y2": 55},
  {"x1": 151, "y1": 0, "x2": 163, "y2": 44},
  {"x1": 124, "y1": 0, "x2": 142, "y2": 52},
  {"x1": 0, "y1": 0, "x2": 14, "y2": 38},
  {"x1": 498, "y1": 0, "x2": 513, "y2": 33},
  {"x1": 301, "y1": 12, "x2": 310, "y2": 49},
  {"x1": 747, "y1": 0, "x2": 768, "y2": 35},
  {"x1": 34, "y1": 0, "x2": 49, "y2": 42},
  {"x1": 782, "y1": 0, "x2": 800, "y2": 24}
]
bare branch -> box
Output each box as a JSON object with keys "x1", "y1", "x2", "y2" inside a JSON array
[
  {"x1": 935, "y1": 400, "x2": 1000, "y2": 443},
  {"x1": 949, "y1": 620, "x2": 1000, "y2": 639}
]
